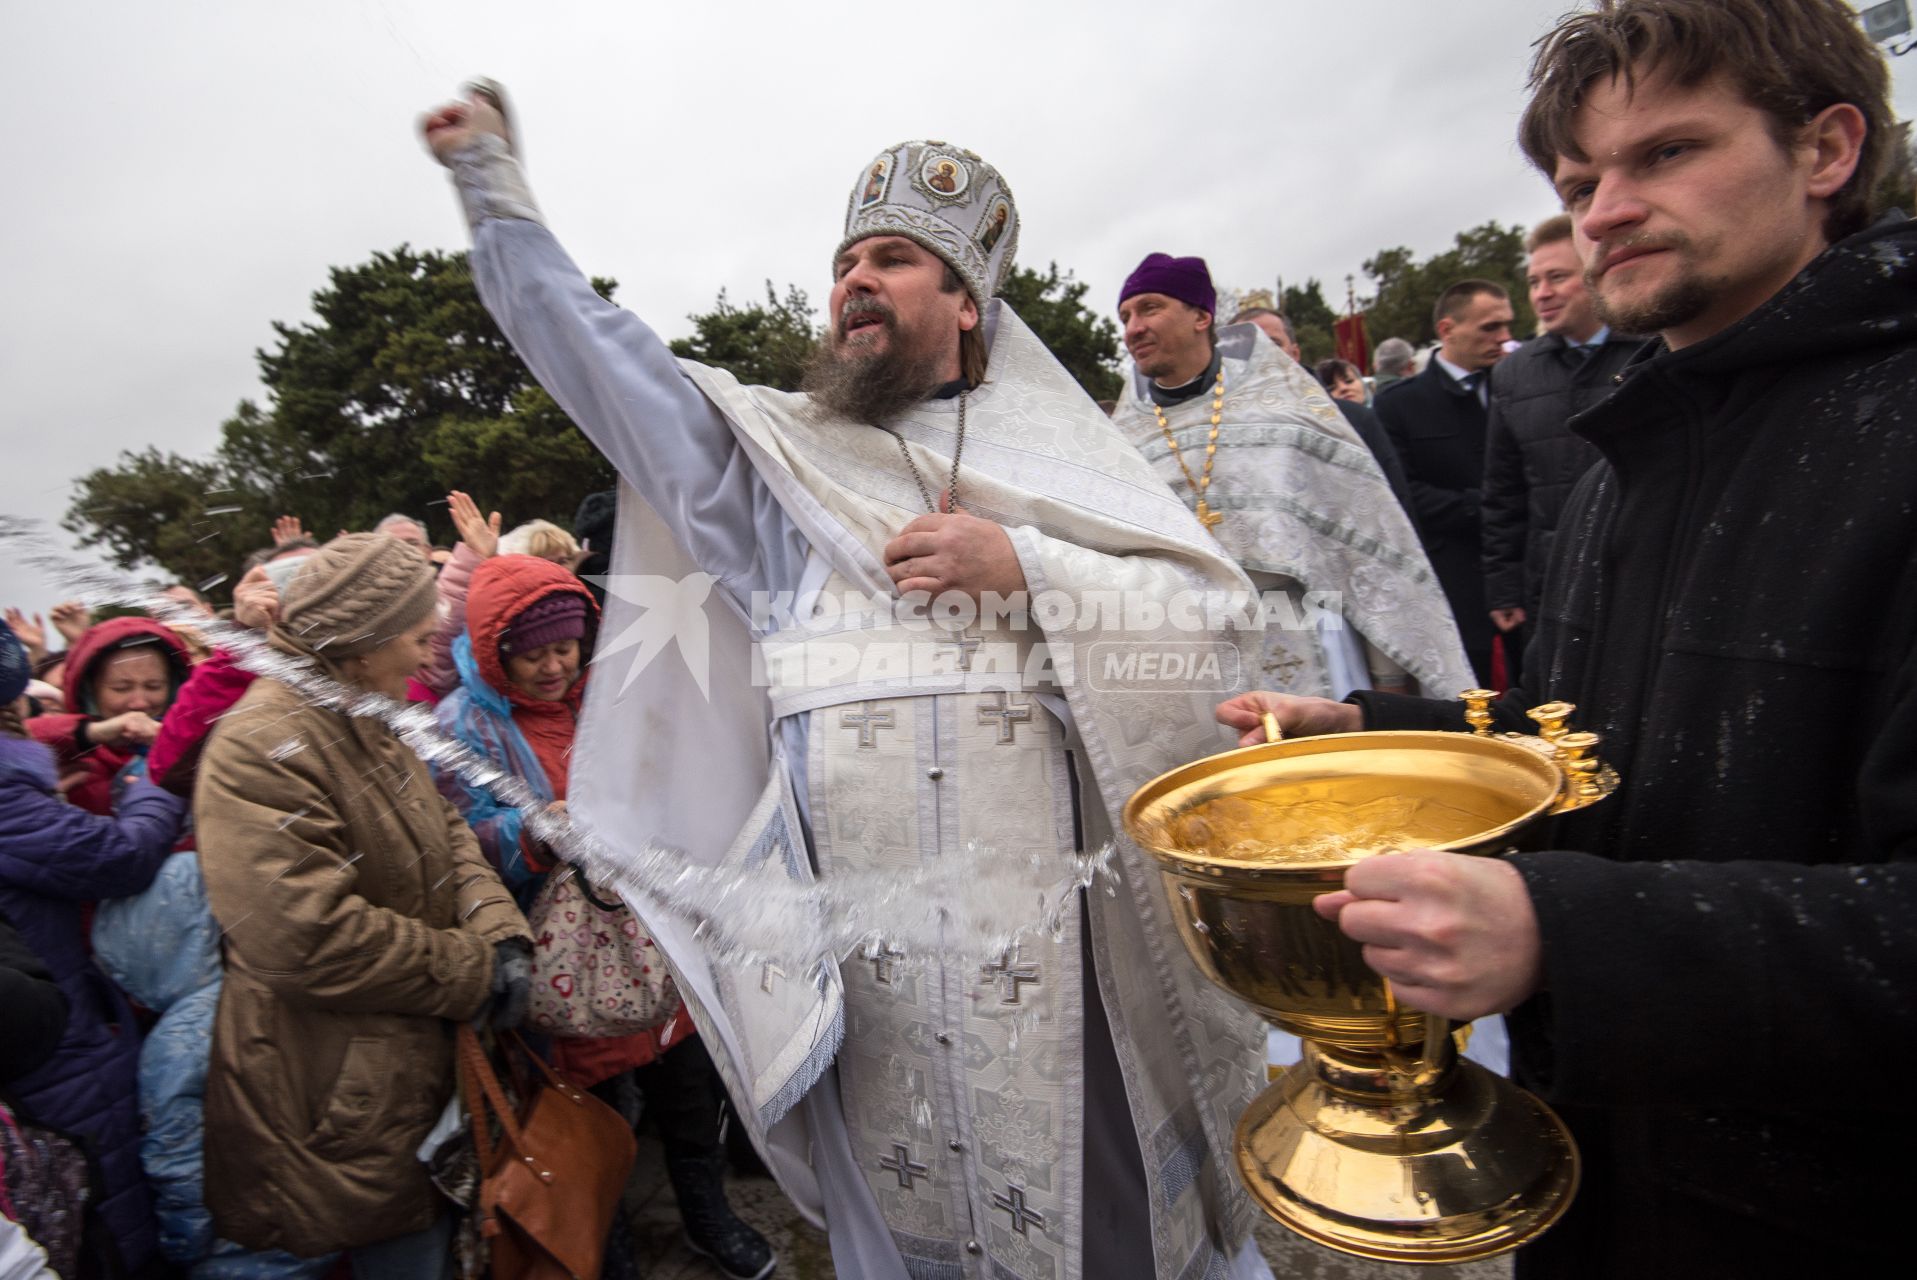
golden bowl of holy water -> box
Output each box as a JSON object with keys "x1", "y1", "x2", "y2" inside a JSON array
[{"x1": 1123, "y1": 694, "x2": 1616, "y2": 1264}]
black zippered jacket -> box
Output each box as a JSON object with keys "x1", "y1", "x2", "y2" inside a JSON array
[
  {"x1": 1350, "y1": 215, "x2": 1917, "y2": 1276},
  {"x1": 1480, "y1": 328, "x2": 1644, "y2": 617}
]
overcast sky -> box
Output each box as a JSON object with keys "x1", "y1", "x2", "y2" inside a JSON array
[{"x1": 4, "y1": 0, "x2": 1915, "y2": 620}]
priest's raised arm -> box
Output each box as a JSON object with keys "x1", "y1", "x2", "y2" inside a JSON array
[{"x1": 422, "y1": 90, "x2": 799, "y2": 608}]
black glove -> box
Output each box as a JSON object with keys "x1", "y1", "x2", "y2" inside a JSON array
[{"x1": 490, "y1": 938, "x2": 533, "y2": 1030}]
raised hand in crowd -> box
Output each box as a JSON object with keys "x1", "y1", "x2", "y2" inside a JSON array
[
  {"x1": 270, "y1": 514, "x2": 307, "y2": 547},
  {"x1": 231, "y1": 565, "x2": 282, "y2": 631},
  {"x1": 85, "y1": 710, "x2": 162, "y2": 751},
  {"x1": 448, "y1": 490, "x2": 502, "y2": 560},
  {"x1": 3, "y1": 609, "x2": 47, "y2": 663},
  {"x1": 49, "y1": 601, "x2": 90, "y2": 647}
]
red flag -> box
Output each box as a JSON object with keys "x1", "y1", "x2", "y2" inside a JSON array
[{"x1": 1334, "y1": 313, "x2": 1371, "y2": 371}]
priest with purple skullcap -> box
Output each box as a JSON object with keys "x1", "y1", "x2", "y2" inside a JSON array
[
  {"x1": 1120, "y1": 251, "x2": 1219, "y2": 320},
  {"x1": 1115, "y1": 249, "x2": 1474, "y2": 706}
]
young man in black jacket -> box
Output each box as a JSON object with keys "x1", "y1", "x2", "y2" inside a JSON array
[{"x1": 1220, "y1": 0, "x2": 1913, "y2": 1274}]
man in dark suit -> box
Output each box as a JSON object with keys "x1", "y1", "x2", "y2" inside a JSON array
[
  {"x1": 1373, "y1": 280, "x2": 1514, "y2": 683},
  {"x1": 1230, "y1": 305, "x2": 1418, "y2": 522},
  {"x1": 1482, "y1": 217, "x2": 1645, "y2": 683}
]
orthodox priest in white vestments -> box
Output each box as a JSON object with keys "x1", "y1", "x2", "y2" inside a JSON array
[
  {"x1": 429, "y1": 92, "x2": 1274, "y2": 1280},
  {"x1": 1110, "y1": 256, "x2": 1474, "y2": 706},
  {"x1": 1110, "y1": 260, "x2": 1511, "y2": 1180}
]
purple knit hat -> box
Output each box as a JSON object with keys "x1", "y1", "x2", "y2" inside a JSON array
[
  {"x1": 1118, "y1": 252, "x2": 1216, "y2": 316},
  {"x1": 500, "y1": 592, "x2": 589, "y2": 656}
]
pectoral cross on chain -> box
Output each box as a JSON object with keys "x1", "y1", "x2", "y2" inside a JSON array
[
  {"x1": 977, "y1": 689, "x2": 1033, "y2": 744},
  {"x1": 981, "y1": 946, "x2": 1040, "y2": 1004},
  {"x1": 841, "y1": 701, "x2": 895, "y2": 749}
]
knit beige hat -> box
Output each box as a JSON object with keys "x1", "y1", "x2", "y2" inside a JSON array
[{"x1": 277, "y1": 533, "x2": 438, "y2": 659}]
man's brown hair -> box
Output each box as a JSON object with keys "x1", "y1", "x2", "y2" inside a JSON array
[
  {"x1": 941, "y1": 262, "x2": 991, "y2": 387},
  {"x1": 1433, "y1": 279, "x2": 1508, "y2": 331},
  {"x1": 1526, "y1": 214, "x2": 1575, "y2": 254},
  {"x1": 1518, "y1": 0, "x2": 1892, "y2": 242}
]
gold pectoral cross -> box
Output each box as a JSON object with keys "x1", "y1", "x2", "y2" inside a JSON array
[{"x1": 1194, "y1": 499, "x2": 1223, "y2": 530}]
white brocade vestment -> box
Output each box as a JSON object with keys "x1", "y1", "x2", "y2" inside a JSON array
[
  {"x1": 1112, "y1": 325, "x2": 1474, "y2": 702},
  {"x1": 629, "y1": 332, "x2": 1273, "y2": 1280},
  {"x1": 453, "y1": 139, "x2": 1278, "y2": 1280}
]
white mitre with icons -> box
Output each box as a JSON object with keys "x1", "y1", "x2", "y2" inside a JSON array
[{"x1": 837, "y1": 140, "x2": 1020, "y2": 303}]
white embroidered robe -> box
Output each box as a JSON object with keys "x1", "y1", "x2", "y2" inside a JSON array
[{"x1": 452, "y1": 140, "x2": 1276, "y2": 1280}]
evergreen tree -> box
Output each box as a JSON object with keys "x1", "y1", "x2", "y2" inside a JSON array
[
  {"x1": 997, "y1": 263, "x2": 1124, "y2": 402},
  {"x1": 1360, "y1": 222, "x2": 1535, "y2": 349},
  {"x1": 668, "y1": 283, "x2": 820, "y2": 392},
  {"x1": 66, "y1": 246, "x2": 617, "y2": 593}
]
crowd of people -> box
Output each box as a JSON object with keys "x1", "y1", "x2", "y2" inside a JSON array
[
  {"x1": 3, "y1": 1, "x2": 1912, "y2": 1278},
  {"x1": 0, "y1": 502, "x2": 773, "y2": 1280}
]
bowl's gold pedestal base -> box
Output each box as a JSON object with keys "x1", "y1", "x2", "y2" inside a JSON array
[{"x1": 1237, "y1": 1043, "x2": 1580, "y2": 1265}]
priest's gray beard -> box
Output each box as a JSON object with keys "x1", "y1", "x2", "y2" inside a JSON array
[{"x1": 802, "y1": 299, "x2": 948, "y2": 425}]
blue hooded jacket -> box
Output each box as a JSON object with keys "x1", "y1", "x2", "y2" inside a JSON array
[{"x1": 434, "y1": 630, "x2": 556, "y2": 903}]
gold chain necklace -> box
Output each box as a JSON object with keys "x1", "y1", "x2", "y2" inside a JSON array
[{"x1": 1152, "y1": 368, "x2": 1226, "y2": 530}]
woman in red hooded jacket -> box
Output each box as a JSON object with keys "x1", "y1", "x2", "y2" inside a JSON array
[
  {"x1": 28, "y1": 616, "x2": 191, "y2": 816},
  {"x1": 435, "y1": 554, "x2": 774, "y2": 1280}
]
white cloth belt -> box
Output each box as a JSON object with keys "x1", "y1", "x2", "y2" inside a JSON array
[{"x1": 762, "y1": 609, "x2": 1057, "y2": 721}]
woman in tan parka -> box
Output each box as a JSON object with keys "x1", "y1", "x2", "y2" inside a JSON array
[{"x1": 195, "y1": 534, "x2": 531, "y2": 1275}]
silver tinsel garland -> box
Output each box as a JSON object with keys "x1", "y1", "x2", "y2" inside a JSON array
[{"x1": 4, "y1": 517, "x2": 1111, "y2": 977}]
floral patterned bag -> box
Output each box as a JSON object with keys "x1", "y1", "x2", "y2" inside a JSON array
[
  {"x1": 524, "y1": 863, "x2": 680, "y2": 1038},
  {"x1": 0, "y1": 1100, "x2": 92, "y2": 1279}
]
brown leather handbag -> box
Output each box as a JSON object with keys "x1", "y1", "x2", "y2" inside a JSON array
[{"x1": 456, "y1": 1026, "x2": 638, "y2": 1280}]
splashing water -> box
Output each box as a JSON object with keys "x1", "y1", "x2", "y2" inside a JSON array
[
  {"x1": 2, "y1": 516, "x2": 1111, "y2": 970},
  {"x1": 1003, "y1": 1006, "x2": 1040, "y2": 1057}
]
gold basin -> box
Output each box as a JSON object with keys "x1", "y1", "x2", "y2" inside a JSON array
[
  {"x1": 1126, "y1": 729, "x2": 1581, "y2": 1049},
  {"x1": 1123, "y1": 703, "x2": 1614, "y2": 1263}
]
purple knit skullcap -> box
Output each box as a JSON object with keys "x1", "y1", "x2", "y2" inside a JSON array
[
  {"x1": 501, "y1": 592, "x2": 589, "y2": 656},
  {"x1": 1119, "y1": 253, "x2": 1216, "y2": 316}
]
